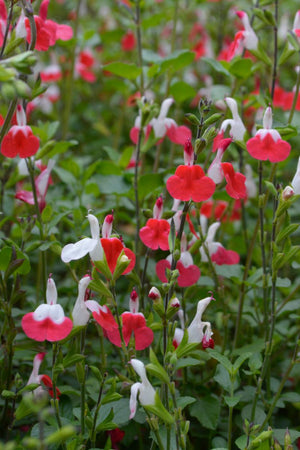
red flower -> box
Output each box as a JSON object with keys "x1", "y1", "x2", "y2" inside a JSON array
[
  {"x1": 106, "y1": 312, "x2": 153, "y2": 350},
  {"x1": 25, "y1": 0, "x2": 73, "y2": 51},
  {"x1": 166, "y1": 165, "x2": 215, "y2": 202},
  {"x1": 101, "y1": 237, "x2": 135, "y2": 276},
  {"x1": 41, "y1": 374, "x2": 61, "y2": 399},
  {"x1": 221, "y1": 162, "x2": 247, "y2": 199},
  {"x1": 139, "y1": 218, "x2": 170, "y2": 251},
  {"x1": 85, "y1": 300, "x2": 118, "y2": 331},
  {"x1": 246, "y1": 107, "x2": 291, "y2": 163},
  {"x1": 156, "y1": 258, "x2": 200, "y2": 287},
  {"x1": 210, "y1": 246, "x2": 240, "y2": 265},
  {"x1": 121, "y1": 30, "x2": 136, "y2": 51},
  {"x1": 1, "y1": 105, "x2": 39, "y2": 158},
  {"x1": 200, "y1": 200, "x2": 241, "y2": 222}
]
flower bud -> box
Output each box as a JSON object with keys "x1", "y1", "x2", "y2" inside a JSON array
[{"x1": 282, "y1": 186, "x2": 294, "y2": 200}]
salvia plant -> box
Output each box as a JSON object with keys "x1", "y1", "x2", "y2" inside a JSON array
[{"x1": 0, "y1": 0, "x2": 300, "y2": 449}]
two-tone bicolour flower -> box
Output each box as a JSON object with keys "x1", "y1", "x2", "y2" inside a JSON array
[
  {"x1": 1, "y1": 105, "x2": 40, "y2": 158},
  {"x1": 72, "y1": 275, "x2": 92, "y2": 326},
  {"x1": 219, "y1": 97, "x2": 246, "y2": 141},
  {"x1": 26, "y1": 353, "x2": 60, "y2": 399},
  {"x1": 105, "y1": 289, "x2": 154, "y2": 350},
  {"x1": 22, "y1": 276, "x2": 73, "y2": 342},
  {"x1": 166, "y1": 141, "x2": 215, "y2": 202},
  {"x1": 246, "y1": 106, "x2": 291, "y2": 163}
]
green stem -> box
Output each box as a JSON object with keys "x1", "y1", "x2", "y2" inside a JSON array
[
  {"x1": 134, "y1": 114, "x2": 143, "y2": 276},
  {"x1": 26, "y1": 158, "x2": 47, "y2": 296},
  {"x1": 51, "y1": 343, "x2": 64, "y2": 438},
  {"x1": 140, "y1": 247, "x2": 151, "y2": 311},
  {"x1": 80, "y1": 364, "x2": 88, "y2": 438},
  {"x1": 61, "y1": 0, "x2": 82, "y2": 138},
  {"x1": 135, "y1": 0, "x2": 144, "y2": 94},
  {"x1": 270, "y1": 0, "x2": 278, "y2": 100},
  {"x1": 91, "y1": 373, "x2": 106, "y2": 447},
  {"x1": 287, "y1": 52, "x2": 300, "y2": 125},
  {"x1": 0, "y1": 0, "x2": 14, "y2": 59},
  {"x1": 259, "y1": 337, "x2": 299, "y2": 431}
]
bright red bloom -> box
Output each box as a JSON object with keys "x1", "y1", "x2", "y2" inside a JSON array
[
  {"x1": 105, "y1": 312, "x2": 153, "y2": 350},
  {"x1": 210, "y1": 246, "x2": 240, "y2": 265},
  {"x1": 221, "y1": 162, "x2": 247, "y2": 199},
  {"x1": 101, "y1": 237, "x2": 135, "y2": 276},
  {"x1": 139, "y1": 218, "x2": 170, "y2": 251},
  {"x1": 107, "y1": 428, "x2": 125, "y2": 450},
  {"x1": 41, "y1": 374, "x2": 61, "y2": 399},
  {"x1": 200, "y1": 200, "x2": 241, "y2": 222},
  {"x1": 85, "y1": 300, "x2": 118, "y2": 331},
  {"x1": 25, "y1": 0, "x2": 73, "y2": 51},
  {"x1": 156, "y1": 258, "x2": 200, "y2": 287},
  {"x1": 246, "y1": 133, "x2": 291, "y2": 163},
  {"x1": 121, "y1": 30, "x2": 136, "y2": 51},
  {"x1": 246, "y1": 107, "x2": 291, "y2": 163},
  {"x1": 166, "y1": 165, "x2": 215, "y2": 202}
]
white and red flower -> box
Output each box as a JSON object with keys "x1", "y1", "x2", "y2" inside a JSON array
[{"x1": 22, "y1": 276, "x2": 73, "y2": 342}]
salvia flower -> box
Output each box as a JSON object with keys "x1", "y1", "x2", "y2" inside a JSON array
[
  {"x1": 199, "y1": 216, "x2": 240, "y2": 265},
  {"x1": 166, "y1": 143, "x2": 215, "y2": 202},
  {"x1": 129, "y1": 359, "x2": 156, "y2": 419},
  {"x1": 22, "y1": 276, "x2": 73, "y2": 342},
  {"x1": 187, "y1": 296, "x2": 215, "y2": 344},
  {"x1": 25, "y1": 0, "x2": 73, "y2": 51},
  {"x1": 84, "y1": 299, "x2": 118, "y2": 331},
  {"x1": 139, "y1": 197, "x2": 170, "y2": 251},
  {"x1": 156, "y1": 233, "x2": 201, "y2": 287},
  {"x1": 291, "y1": 157, "x2": 300, "y2": 194},
  {"x1": 27, "y1": 353, "x2": 60, "y2": 399},
  {"x1": 72, "y1": 275, "x2": 92, "y2": 326},
  {"x1": 246, "y1": 107, "x2": 291, "y2": 162},
  {"x1": 1, "y1": 105, "x2": 40, "y2": 158},
  {"x1": 61, "y1": 213, "x2": 103, "y2": 263},
  {"x1": 221, "y1": 162, "x2": 247, "y2": 200},
  {"x1": 16, "y1": 159, "x2": 55, "y2": 212},
  {"x1": 150, "y1": 98, "x2": 192, "y2": 145},
  {"x1": 220, "y1": 97, "x2": 246, "y2": 141},
  {"x1": 207, "y1": 138, "x2": 232, "y2": 184},
  {"x1": 105, "y1": 289, "x2": 154, "y2": 350}
]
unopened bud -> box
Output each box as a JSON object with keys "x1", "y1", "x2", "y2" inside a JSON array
[
  {"x1": 282, "y1": 186, "x2": 294, "y2": 200},
  {"x1": 148, "y1": 287, "x2": 161, "y2": 301},
  {"x1": 284, "y1": 428, "x2": 291, "y2": 447}
]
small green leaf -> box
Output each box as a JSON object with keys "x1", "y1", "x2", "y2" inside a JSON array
[
  {"x1": 63, "y1": 354, "x2": 85, "y2": 369},
  {"x1": 170, "y1": 81, "x2": 196, "y2": 103},
  {"x1": 160, "y1": 50, "x2": 195, "y2": 74},
  {"x1": 0, "y1": 246, "x2": 12, "y2": 271},
  {"x1": 103, "y1": 62, "x2": 142, "y2": 80},
  {"x1": 202, "y1": 57, "x2": 231, "y2": 76},
  {"x1": 229, "y1": 58, "x2": 253, "y2": 79},
  {"x1": 233, "y1": 352, "x2": 252, "y2": 373},
  {"x1": 224, "y1": 396, "x2": 240, "y2": 408},
  {"x1": 190, "y1": 396, "x2": 220, "y2": 430},
  {"x1": 276, "y1": 224, "x2": 299, "y2": 245},
  {"x1": 206, "y1": 348, "x2": 233, "y2": 374}
]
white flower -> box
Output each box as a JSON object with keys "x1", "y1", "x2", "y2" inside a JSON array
[
  {"x1": 150, "y1": 98, "x2": 176, "y2": 138},
  {"x1": 61, "y1": 214, "x2": 103, "y2": 263},
  {"x1": 129, "y1": 359, "x2": 156, "y2": 419},
  {"x1": 221, "y1": 97, "x2": 246, "y2": 141},
  {"x1": 291, "y1": 157, "x2": 300, "y2": 194},
  {"x1": 72, "y1": 275, "x2": 92, "y2": 326},
  {"x1": 187, "y1": 297, "x2": 214, "y2": 343}
]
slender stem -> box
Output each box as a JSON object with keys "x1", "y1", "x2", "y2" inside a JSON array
[
  {"x1": 91, "y1": 373, "x2": 106, "y2": 447},
  {"x1": 270, "y1": 0, "x2": 278, "y2": 100},
  {"x1": 135, "y1": 0, "x2": 144, "y2": 94},
  {"x1": 233, "y1": 164, "x2": 277, "y2": 349},
  {"x1": 51, "y1": 343, "x2": 64, "y2": 438},
  {"x1": 26, "y1": 158, "x2": 47, "y2": 296},
  {"x1": 140, "y1": 247, "x2": 151, "y2": 311},
  {"x1": 288, "y1": 52, "x2": 300, "y2": 125},
  {"x1": 0, "y1": 0, "x2": 14, "y2": 59},
  {"x1": 259, "y1": 337, "x2": 299, "y2": 431},
  {"x1": 276, "y1": 282, "x2": 300, "y2": 314},
  {"x1": 80, "y1": 364, "x2": 88, "y2": 438},
  {"x1": 61, "y1": 0, "x2": 82, "y2": 138},
  {"x1": 134, "y1": 113, "x2": 143, "y2": 276}
]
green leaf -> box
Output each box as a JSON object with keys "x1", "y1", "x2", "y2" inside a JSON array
[
  {"x1": 138, "y1": 173, "x2": 164, "y2": 199},
  {"x1": 248, "y1": 352, "x2": 263, "y2": 372},
  {"x1": 273, "y1": 429, "x2": 300, "y2": 445},
  {"x1": 264, "y1": 180, "x2": 277, "y2": 196},
  {"x1": 160, "y1": 50, "x2": 195, "y2": 74},
  {"x1": 103, "y1": 62, "x2": 142, "y2": 80},
  {"x1": 170, "y1": 81, "x2": 196, "y2": 103},
  {"x1": 89, "y1": 277, "x2": 112, "y2": 298},
  {"x1": 146, "y1": 359, "x2": 170, "y2": 385},
  {"x1": 224, "y1": 396, "x2": 240, "y2": 408},
  {"x1": 276, "y1": 223, "x2": 299, "y2": 245},
  {"x1": 45, "y1": 425, "x2": 76, "y2": 445},
  {"x1": 229, "y1": 58, "x2": 253, "y2": 79},
  {"x1": 101, "y1": 392, "x2": 122, "y2": 405},
  {"x1": 63, "y1": 353, "x2": 85, "y2": 369},
  {"x1": 175, "y1": 357, "x2": 202, "y2": 370},
  {"x1": 190, "y1": 396, "x2": 220, "y2": 430},
  {"x1": 0, "y1": 246, "x2": 12, "y2": 271},
  {"x1": 1, "y1": 389, "x2": 15, "y2": 398},
  {"x1": 176, "y1": 396, "x2": 196, "y2": 409},
  {"x1": 233, "y1": 352, "x2": 252, "y2": 373},
  {"x1": 206, "y1": 348, "x2": 233, "y2": 374},
  {"x1": 41, "y1": 204, "x2": 53, "y2": 223},
  {"x1": 202, "y1": 57, "x2": 231, "y2": 77}
]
